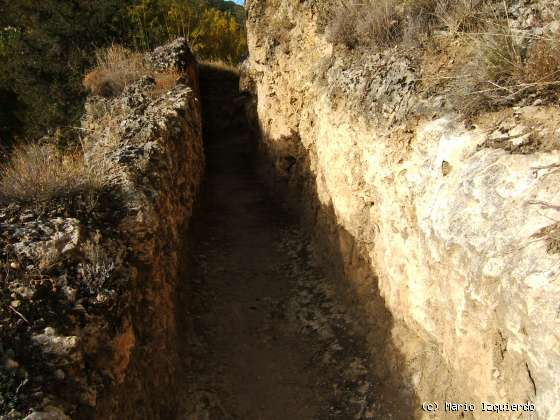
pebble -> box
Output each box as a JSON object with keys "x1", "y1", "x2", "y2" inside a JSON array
[
  {"x1": 63, "y1": 287, "x2": 77, "y2": 303},
  {"x1": 20, "y1": 214, "x2": 34, "y2": 222},
  {"x1": 5, "y1": 358, "x2": 19, "y2": 369},
  {"x1": 43, "y1": 327, "x2": 56, "y2": 336}
]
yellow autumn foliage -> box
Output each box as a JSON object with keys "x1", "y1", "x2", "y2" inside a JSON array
[{"x1": 128, "y1": 0, "x2": 247, "y2": 63}]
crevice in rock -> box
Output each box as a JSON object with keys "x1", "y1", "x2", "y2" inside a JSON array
[{"x1": 171, "y1": 60, "x2": 419, "y2": 419}]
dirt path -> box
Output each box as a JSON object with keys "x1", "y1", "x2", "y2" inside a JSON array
[{"x1": 174, "y1": 66, "x2": 395, "y2": 420}]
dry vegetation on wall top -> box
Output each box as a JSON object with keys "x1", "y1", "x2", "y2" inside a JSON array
[
  {"x1": 325, "y1": 0, "x2": 518, "y2": 48},
  {"x1": 325, "y1": 0, "x2": 482, "y2": 48},
  {"x1": 0, "y1": 143, "x2": 108, "y2": 206},
  {"x1": 454, "y1": 28, "x2": 560, "y2": 114},
  {"x1": 83, "y1": 45, "x2": 181, "y2": 98},
  {"x1": 325, "y1": 0, "x2": 560, "y2": 114},
  {"x1": 0, "y1": 43, "x2": 186, "y2": 208}
]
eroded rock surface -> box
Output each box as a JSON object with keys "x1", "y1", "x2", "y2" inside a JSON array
[
  {"x1": 173, "y1": 67, "x2": 406, "y2": 418},
  {"x1": 0, "y1": 39, "x2": 204, "y2": 419},
  {"x1": 244, "y1": 1, "x2": 560, "y2": 418}
]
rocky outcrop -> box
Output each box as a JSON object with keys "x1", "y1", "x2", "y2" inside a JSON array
[
  {"x1": 0, "y1": 40, "x2": 204, "y2": 419},
  {"x1": 244, "y1": 1, "x2": 560, "y2": 418}
]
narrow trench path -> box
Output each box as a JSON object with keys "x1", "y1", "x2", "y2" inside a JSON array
[{"x1": 174, "y1": 67, "x2": 398, "y2": 420}]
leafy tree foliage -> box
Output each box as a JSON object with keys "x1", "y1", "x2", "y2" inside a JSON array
[
  {"x1": 0, "y1": 0, "x2": 133, "y2": 145},
  {"x1": 129, "y1": 0, "x2": 247, "y2": 62},
  {"x1": 0, "y1": 0, "x2": 247, "y2": 145},
  {"x1": 207, "y1": 0, "x2": 246, "y2": 24}
]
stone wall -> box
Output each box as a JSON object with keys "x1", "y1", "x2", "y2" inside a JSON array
[
  {"x1": 244, "y1": 1, "x2": 560, "y2": 418},
  {"x1": 0, "y1": 39, "x2": 204, "y2": 419}
]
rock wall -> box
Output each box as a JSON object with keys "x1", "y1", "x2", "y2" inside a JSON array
[
  {"x1": 0, "y1": 40, "x2": 204, "y2": 419},
  {"x1": 244, "y1": 1, "x2": 560, "y2": 418}
]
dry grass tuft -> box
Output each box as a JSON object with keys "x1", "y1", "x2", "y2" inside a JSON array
[
  {"x1": 79, "y1": 233, "x2": 116, "y2": 292},
  {"x1": 0, "y1": 143, "x2": 107, "y2": 204},
  {"x1": 83, "y1": 45, "x2": 147, "y2": 98},
  {"x1": 522, "y1": 35, "x2": 560, "y2": 90},
  {"x1": 326, "y1": 0, "x2": 405, "y2": 48},
  {"x1": 478, "y1": 24, "x2": 524, "y2": 84},
  {"x1": 325, "y1": 0, "x2": 507, "y2": 48},
  {"x1": 84, "y1": 45, "x2": 183, "y2": 98},
  {"x1": 325, "y1": 0, "x2": 458, "y2": 49},
  {"x1": 436, "y1": 0, "x2": 500, "y2": 34},
  {"x1": 451, "y1": 23, "x2": 560, "y2": 115},
  {"x1": 324, "y1": 0, "x2": 558, "y2": 114}
]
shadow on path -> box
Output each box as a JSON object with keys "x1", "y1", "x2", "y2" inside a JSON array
[{"x1": 174, "y1": 64, "x2": 417, "y2": 420}]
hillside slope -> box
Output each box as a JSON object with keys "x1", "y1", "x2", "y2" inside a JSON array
[{"x1": 208, "y1": 0, "x2": 245, "y2": 23}]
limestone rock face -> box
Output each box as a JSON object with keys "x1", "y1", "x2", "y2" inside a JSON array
[
  {"x1": 146, "y1": 37, "x2": 196, "y2": 73},
  {"x1": 146, "y1": 37, "x2": 200, "y2": 94},
  {"x1": 0, "y1": 39, "x2": 204, "y2": 419},
  {"x1": 245, "y1": 1, "x2": 560, "y2": 418}
]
